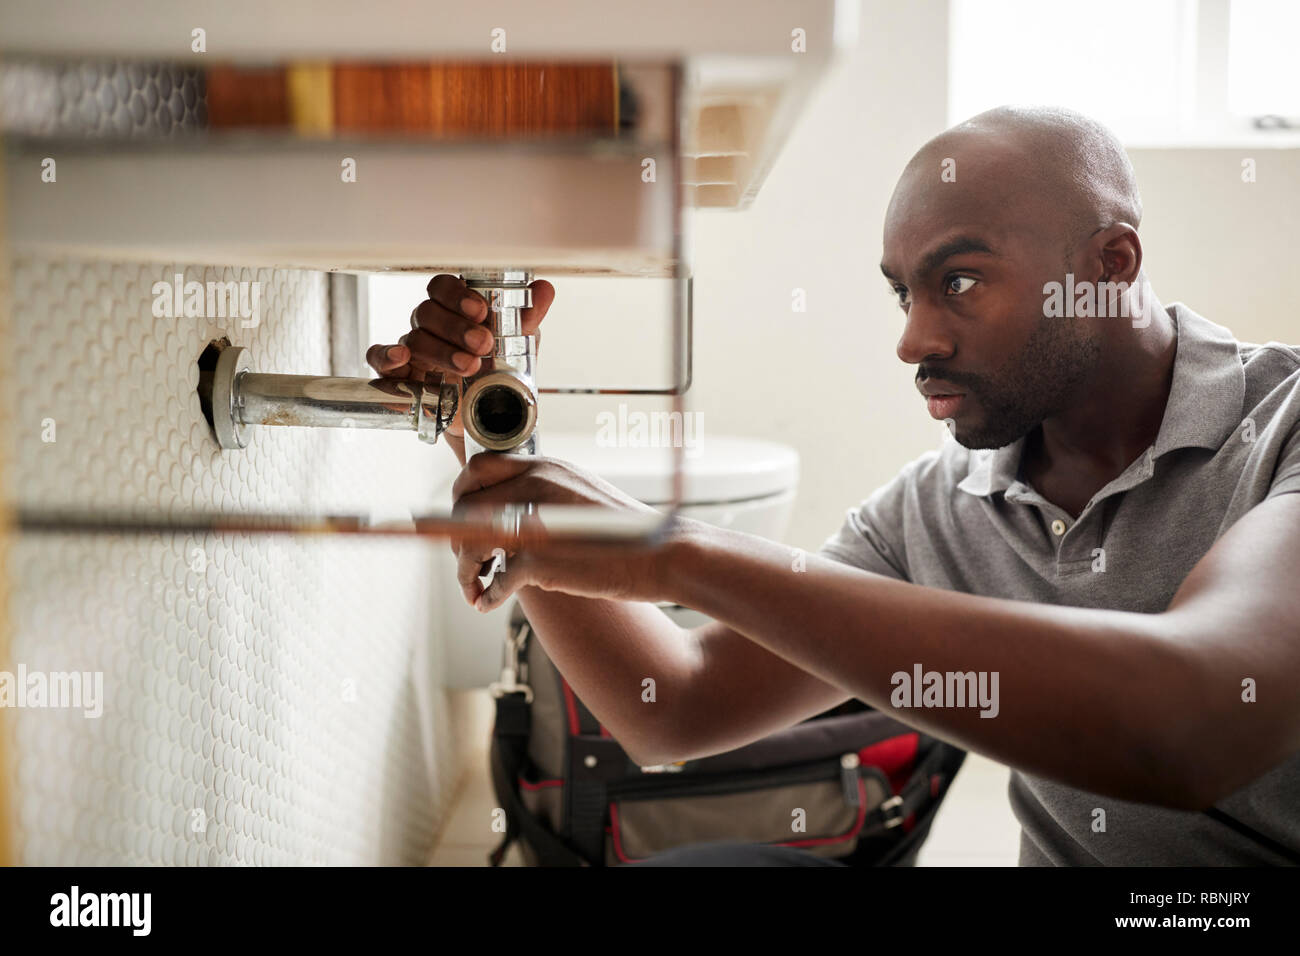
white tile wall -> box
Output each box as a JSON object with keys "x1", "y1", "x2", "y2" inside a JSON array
[{"x1": 4, "y1": 256, "x2": 463, "y2": 863}]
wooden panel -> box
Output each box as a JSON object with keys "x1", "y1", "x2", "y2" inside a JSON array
[
  {"x1": 208, "y1": 61, "x2": 618, "y2": 135},
  {"x1": 332, "y1": 64, "x2": 435, "y2": 131},
  {"x1": 205, "y1": 65, "x2": 291, "y2": 128}
]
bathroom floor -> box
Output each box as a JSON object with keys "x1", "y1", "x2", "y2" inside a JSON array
[{"x1": 428, "y1": 690, "x2": 1021, "y2": 867}]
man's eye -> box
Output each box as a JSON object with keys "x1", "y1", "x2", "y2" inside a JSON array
[
  {"x1": 892, "y1": 285, "x2": 910, "y2": 306},
  {"x1": 945, "y1": 275, "x2": 977, "y2": 295}
]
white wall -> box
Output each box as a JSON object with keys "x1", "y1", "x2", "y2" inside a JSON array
[
  {"x1": 538, "y1": 0, "x2": 1299, "y2": 551},
  {"x1": 540, "y1": 0, "x2": 954, "y2": 549},
  {"x1": 1128, "y1": 148, "x2": 1300, "y2": 347}
]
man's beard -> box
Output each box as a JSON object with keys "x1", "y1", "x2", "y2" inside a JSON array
[{"x1": 923, "y1": 315, "x2": 1100, "y2": 450}]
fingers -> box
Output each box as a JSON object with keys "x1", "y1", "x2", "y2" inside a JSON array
[
  {"x1": 401, "y1": 326, "x2": 484, "y2": 375},
  {"x1": 451, "y1": 452, "x2": 544, "y2": 502},
  {"x1": 411, "y1": 296, "x2": 494, "y2": 351},
  {"x1": 365, "y1": 343, "x2": 412, "y2": 377},
  {"x1": 455, "y1": 539, "x2": 527, "y2": 610},
  {"x1": 421, "y1": 273, "x2": 551, "y2": 353},
  {"x1": 426, "y1": 273, "x2": 488, "y2": 322},
  {"x1": 455, "y1": 541, "x2": 487, "y2": 606},
  {"x1": 449, "y1": 453, "x2": 552, "y2": 609},
  {"x1": 366, "y1": 273, "x2": 492, "y2": 378},
  {"x1": 521, "y1": 279, "x2": 555, "y2": 336},
  {"x1": 475, "y1": 554, "x2": 529, "y2": 612}
]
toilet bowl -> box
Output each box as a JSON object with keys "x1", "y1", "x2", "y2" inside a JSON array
[{"x1": 540, "y1": 431, "x2": 800, "y2": 540}]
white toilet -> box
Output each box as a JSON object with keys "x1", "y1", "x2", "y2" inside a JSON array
[
  {"x1": 439, "y1": 432, "x2": 801, "y2": 686},
  {"x1": 541, "y1": 431, "x2": 800, "y2": 540}
]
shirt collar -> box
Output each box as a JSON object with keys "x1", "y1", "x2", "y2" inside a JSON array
[
  {"x1": 956, "y1": 439, "x2": 1024, "y2": 497},
  {"x1": 957, "y1": 303, "x2": 1246, "y2": 499},
  {"x1": 1150, "y1": 302, "x2": 1247, "y2": 457}
]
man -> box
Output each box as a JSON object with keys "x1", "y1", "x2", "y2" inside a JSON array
[{"x1": 368, "y1": 106, "x2": 1300, "y2": 865}]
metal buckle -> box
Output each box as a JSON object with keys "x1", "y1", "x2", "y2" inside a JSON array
[
  {"x1": 879, "y1": 795, "x2": 905, "y2": 828},
  {"x1": 488, "y1": 622, "x2": 533, "y2": 703}
]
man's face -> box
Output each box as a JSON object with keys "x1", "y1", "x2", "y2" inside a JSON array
[{"x1": 880, "y1": 144, "x2": 1100, "y2": 449}]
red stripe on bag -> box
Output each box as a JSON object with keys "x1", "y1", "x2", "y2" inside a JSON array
[
  {"x1": 859, "y1": 732, "x2": 919, "y2": 795},
  {"x1": 609, "y1": 803, "x2": 642, "y2": 864}
]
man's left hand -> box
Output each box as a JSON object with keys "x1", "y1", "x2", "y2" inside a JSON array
[{"x1": 450, "y1": 453, "x2": 678, "y2": 611}]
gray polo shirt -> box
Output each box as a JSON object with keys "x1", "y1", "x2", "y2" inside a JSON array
[{"x1": 819, "y1": 303, "x2": 1300, "y2": 865}]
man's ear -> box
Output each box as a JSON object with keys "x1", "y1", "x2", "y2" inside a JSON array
[{"x1": 1095, "y1": 222, "x2": 1142, "y2": 284}]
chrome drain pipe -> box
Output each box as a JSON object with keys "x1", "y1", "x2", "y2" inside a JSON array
[
  {"x1": 202, "y1": 344, "x2": 460, "y2": 450},
  {"x1": 201, "y1": 270, "x2": 542, "y2": 457},
  {"x1": 460, "y1": 269, "x2": 541, "y2": 457}
]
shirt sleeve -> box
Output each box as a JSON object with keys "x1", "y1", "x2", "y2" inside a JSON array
[
  {"x1": 817, "y1": 455, "x2": 930, "y2": 582},
  {"x1": 1267, "y1": 416, "x2": 1300, "y2": 498}
]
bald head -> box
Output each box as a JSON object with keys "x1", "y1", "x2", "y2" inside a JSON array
[{"x1": 897, "y1": 105, "x2": 1142, "y2": 259}]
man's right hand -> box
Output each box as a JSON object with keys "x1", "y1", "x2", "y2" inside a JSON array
[{"x1": 365, "y1": 273, "x2": 556, "y2": 453}]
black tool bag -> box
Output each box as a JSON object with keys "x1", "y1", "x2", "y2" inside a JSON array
[{"x1": 488, "y1": 604, "x2": 968, "y2": 866}]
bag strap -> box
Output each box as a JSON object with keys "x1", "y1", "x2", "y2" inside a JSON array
[
  {"x1": 565, "y1": 736, "x2": 630, "y2": 866},
  {"x1": 861, "y1": 737, "x2": 959, "y2": 833},
  {"x1": 488, "y1": 689, "x2": 587, "y2": 867},
  {"x1": 861, "y1": 740, "x2": 966, "y2": 866}
]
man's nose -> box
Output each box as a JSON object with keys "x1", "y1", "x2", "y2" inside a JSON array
[{"x1": 896, "y1": 303, "x2": 956, "y2": 366}]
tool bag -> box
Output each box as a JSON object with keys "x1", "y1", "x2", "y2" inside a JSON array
[{"x1": 487, "y1": 604, "x2": 967, "y2": 866}]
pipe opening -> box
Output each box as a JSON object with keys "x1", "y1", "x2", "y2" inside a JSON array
[
  {"x1": 473, "y1": 384, "x2": 529, "y2": 442},
  {"x1": 196, "y1": 336, "x2": 233, "y2": 436}
]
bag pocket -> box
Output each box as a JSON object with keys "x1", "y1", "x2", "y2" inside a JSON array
[
  {"x1": 513, "y1": 772, "x2": 566, "y2": 866},
  {"x1": 605, "y1": 755, "x2": 892, "y2": 864}
]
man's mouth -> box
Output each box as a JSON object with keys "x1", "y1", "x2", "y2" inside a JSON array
[
  {"x1": 918, "y1": 379, "x2": 970, "y2": 421},
  {"x1": 925, "y1": 394, "x2": 966, "y2": 420}
]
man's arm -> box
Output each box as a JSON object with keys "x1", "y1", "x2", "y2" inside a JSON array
[
  {"x1": 374, "y1": 275, "x2": 856, "y2": 766},
  {"x1": 661, "y1": 493, "x2": 1300, "y2": 810},
  {"x1": 514, "y1": 592, "x2": 851, "y2": 766},
  {"x1": 451, "y1": 446, "x2": 852, "y2": 767}
]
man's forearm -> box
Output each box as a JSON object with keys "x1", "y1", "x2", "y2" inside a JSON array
[
  {"x1": 513, "y1": 588, "x2": 696, "y2": 766},
  {"x1": 660, "y1": 518, "x2": 1216, "y2": 809},
  {"x1": 452, "y1": 441, "x2": 693, "y2": 765}
]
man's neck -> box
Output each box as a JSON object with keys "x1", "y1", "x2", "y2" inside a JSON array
[{"x1": 1022, "y1": 300, "x2": 1178, "y2": 517}]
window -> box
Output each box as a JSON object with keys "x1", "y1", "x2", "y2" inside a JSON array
[
  {"x1": 1228, "y1": 0, "x2": 1300, "y2": 117},
  {"x1": 948, "y1": 0, "x2": 1300, "y2": 146}
]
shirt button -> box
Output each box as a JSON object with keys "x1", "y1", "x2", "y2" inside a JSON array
[{"x1": 1050, "y1": 519, "x2": 1067, "y2": 536}]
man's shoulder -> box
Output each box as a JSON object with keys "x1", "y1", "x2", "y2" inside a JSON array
[
  {"x1": 1234, "y1": 336, "x2": 1300, "y2": 426},
  {"x1": 1167, "y1": 304, "x2": 1300, "y2": 445},
  {"x1": 1177, "y1": 303, "x2": 1300, "y2": 390},
  {"x1": 1238, "y1": 338, "x2": 1300, "y2": 381}
]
